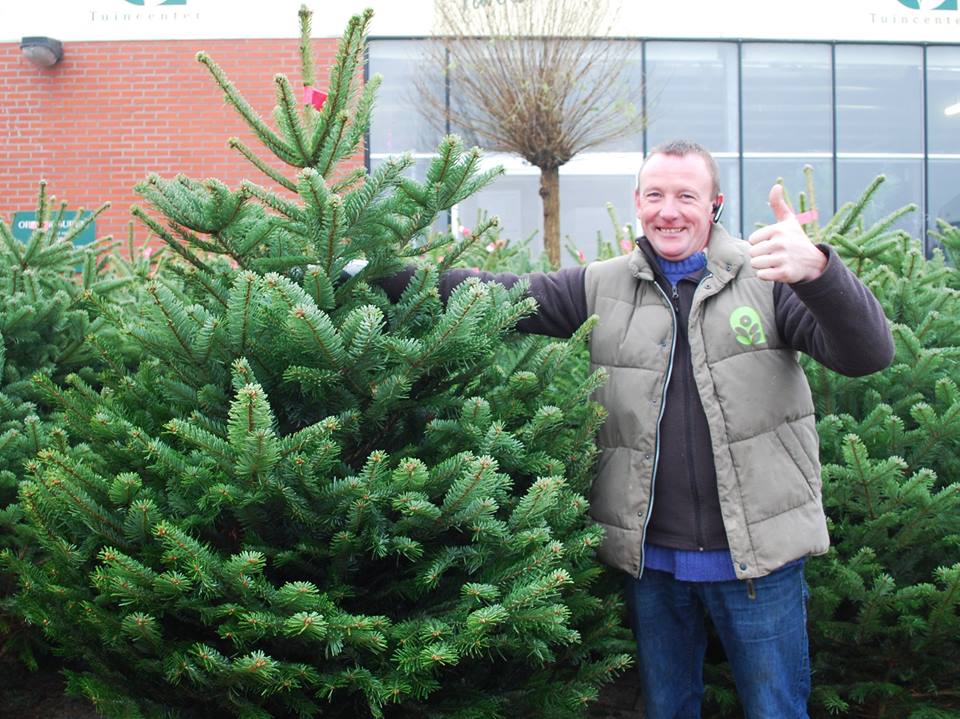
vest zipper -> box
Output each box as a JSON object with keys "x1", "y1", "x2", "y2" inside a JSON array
[
  {"x1": 639, "y1": 281, "x2": 679, "y2": 578},
  {"x1": 674, "y1": 281, "x2": 708, "y2": 550},
  {"x1": 639, "y1": 270, "x2": 718, "y2": 577},
  {"x1": 687, "y1": 274, "x2": 714, "y2": 550},
  {"x1": 679, "y1": 340, "x2": 705, "y2": 548}
]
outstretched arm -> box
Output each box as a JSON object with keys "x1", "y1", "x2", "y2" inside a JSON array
[{"x1": 748, "y1": 184, "x2": 895, "y2": 377}]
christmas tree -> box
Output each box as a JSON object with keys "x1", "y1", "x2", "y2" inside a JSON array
[
  {"x1": 805, "y1": 180, "x2": 960, "y2": 719},
  {"x1": 1, "y1": 186, "x2": 108, "y2": 536},
  {"x1": 0, "y1": 185, "x2": 154, "y2": 668},
  {"x1": 6, "y1": 8, "x2": 631, "y2": 718}
]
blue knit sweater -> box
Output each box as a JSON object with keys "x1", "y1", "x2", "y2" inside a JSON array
[{"x1": 654, "y1": 251, "x2": 707, "y2": 287}]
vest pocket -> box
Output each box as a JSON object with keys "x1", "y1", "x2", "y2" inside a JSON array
[
  {"x1": 729, "y1": 429, "x2": 818, "y2": 524},
  {"x1": 775, "y1": 422, "x2": 816, "y2": 481},
  {"x1": 786, "y1": 419, "x2": 821, "y2": 474},
  {"x1": 780, "y1": 418, "x2": 823, "y2": 499}
]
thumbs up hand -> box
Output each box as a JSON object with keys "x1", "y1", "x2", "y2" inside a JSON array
[{"x1": 747, "y1": 184, "x2": 827, "y2": 283}]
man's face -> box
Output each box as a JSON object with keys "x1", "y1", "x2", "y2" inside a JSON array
[{"x1": 635, "y1": 152, "x2": 720, "y2": 262}]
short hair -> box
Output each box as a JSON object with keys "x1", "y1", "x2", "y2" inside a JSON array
[{"x1": 636, "y1": 139, "x2": 721, "y2": 198}]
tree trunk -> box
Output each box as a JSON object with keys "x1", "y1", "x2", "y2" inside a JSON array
[{"x1": 539, "y1": 165, "x2": 561, "y2": 270}]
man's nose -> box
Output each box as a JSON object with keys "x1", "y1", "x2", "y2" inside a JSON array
[{"x1": 659, "y1": 200, "x2": 680, "y2": 218}]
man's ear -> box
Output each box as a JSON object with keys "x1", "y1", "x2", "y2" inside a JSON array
[{"x1": 634, "y1": 188, "x2": 642, "y2": 217}]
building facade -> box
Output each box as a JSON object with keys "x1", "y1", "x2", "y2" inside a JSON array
[
  {"x1": 2, "y1": 0, "x2": 958, "y2": 257},
  {"x1": 369, "y1": 3, "x2": 960, "y2": 259}
]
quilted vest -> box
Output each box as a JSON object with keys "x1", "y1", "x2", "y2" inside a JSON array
[{"x1": 583, "y1": 225, "x2": 829, "y2": 580}]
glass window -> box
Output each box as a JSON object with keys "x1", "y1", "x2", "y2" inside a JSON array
[
  {"x1": 927, "y1": 47, "x2": 960, "y2": 157},
  {"x1": 837, "y1": 158, "x2": 923, "y2": 238},
  {"x1": 367, "y1": 39, "x2": 946, "y2": 259},
  {"x1": 456, "y1": 165, "x2": 639, "y2": 266},
  {"x1": 559, "y1": 173, "x2": 637, "y2": 262},
  {"x1": 456, "y1": 170, "x2": 542, "y2": 258},
  {"x1": 443, "y1": 39, "x2": 643, "y2": 154},
  {"x1": 740, "y1": 44, "x2": 833, "y2": 238},
  {"x1": 715, "y1": 158, "x2": 741, "y2": 239},
  {"x1": 743, "y1": 160, "x2": 833, "y2": 234},
  {"x1": 835, "y1": 46, "x2": 924, "y2": 240},
  {"x1": 741, "y1": 44, "x2": 832, "y2": 154},
  {"x1": 927, "y1": 45, "x2": 960, "y2": 244},
  {"x1": 836, "y1": 45, "x2": 923, "y2": 154},
  {"x1": 645, "y1": 42, "x2": 740, "y2": 154},
  {"x1": 368, "y1": 40, "x2": 445, "y2": 155},
  {"x1": 370, "y1": 156, "x2": 450, "y2": 235},
  {"x1": 587, "y1": 41, "x2": 645, "y2": 153},
  {"x1": 929, "y1": 160, "x2": 960, "y2": 231}
]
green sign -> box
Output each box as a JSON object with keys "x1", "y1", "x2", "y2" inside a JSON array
[{"x1": 11, "y1": 211, "x2": 97, "y2": 247}]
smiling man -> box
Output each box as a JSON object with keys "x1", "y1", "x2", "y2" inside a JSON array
[
  {"x1": 605, "y1": 139, "x2": 885, "y2": 718},
  {"x1": 380, "y1": 138, "x2": 895, "y2": 718}
]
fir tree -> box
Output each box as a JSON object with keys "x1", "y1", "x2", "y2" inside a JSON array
[
  {"x1": 0, "y1": 185, "x2": 154, "y2": 668},
  {"x1": 805, "y1": 178, "x2": 960, "y2": 719},
  {"x1": 1, "y1": 185, "x2": 107, "y2": 526},
  {"x1": 6, "y1": 8, "x2": 631, "y2": 718}
]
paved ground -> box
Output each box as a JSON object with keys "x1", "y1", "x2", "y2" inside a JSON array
[
  {"x1": 590, "y1": 670, "x2": 644, "y2": 718},
  {"x1": 0, "y1": 666, "x2": 100, "y2": 719},
  {"x1": 1, "y1": 663, "x2": 643, "y2": 718}
]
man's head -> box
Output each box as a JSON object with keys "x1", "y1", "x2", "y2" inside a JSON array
[{"x1": 635, "y1": 140, "x2": 724, "y2": 261}]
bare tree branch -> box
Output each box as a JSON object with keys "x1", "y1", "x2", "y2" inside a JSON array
[{"x1": 418, "y1": 0, "x2": 644, "y2": 268}]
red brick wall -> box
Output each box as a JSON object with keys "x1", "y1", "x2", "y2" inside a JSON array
[{"x1": 0, "y1": 37, "x2": 361, "y2": 247}]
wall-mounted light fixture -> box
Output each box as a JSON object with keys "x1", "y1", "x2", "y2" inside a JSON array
[
  {"x1": 20, "y1": 37, "x2": 64, "y2": 68},
  {"x1": 945, "y1": 101, "x2": 960, "y2": 117}
]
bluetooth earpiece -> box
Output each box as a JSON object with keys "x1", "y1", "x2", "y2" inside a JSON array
[{"x1": 711, "y1": 197, "x2": 724, "y2": 223}]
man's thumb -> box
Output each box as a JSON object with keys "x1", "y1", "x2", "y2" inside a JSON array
[{"x1": 768, "y1": 183, "x2": 794, "y2": 223}]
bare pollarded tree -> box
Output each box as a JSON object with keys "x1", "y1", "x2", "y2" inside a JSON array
[{"x1": 422, "y1": 0, "x2": 644, "y2": 268}]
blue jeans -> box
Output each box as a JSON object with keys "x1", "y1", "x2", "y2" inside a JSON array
[{"x1": 624, "y1": 562, "x2": 810, "y2": 719}]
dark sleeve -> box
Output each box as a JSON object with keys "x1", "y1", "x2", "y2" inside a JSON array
[
  {"x1": 377, "y1": 265, "x2": 589, "y2": 339},
  {"x1": 774, "y1": 245, "x2": 895, "y2": 377}
]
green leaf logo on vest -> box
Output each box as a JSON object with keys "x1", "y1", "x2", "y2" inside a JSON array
[{"x1": 730, "y1": 306, "x2": 767, "y2": 346}]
